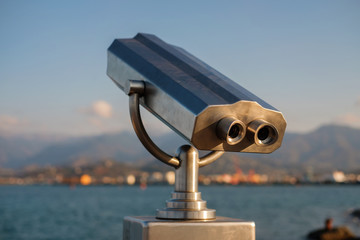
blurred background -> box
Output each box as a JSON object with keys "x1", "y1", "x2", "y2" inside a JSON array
[{"x1": 0, "y1": 1, "x2": 359, "y2": 240}]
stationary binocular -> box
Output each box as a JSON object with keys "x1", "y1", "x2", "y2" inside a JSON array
[{"x1": 107, "y1": 33, "x2": 286, "y2": 153}]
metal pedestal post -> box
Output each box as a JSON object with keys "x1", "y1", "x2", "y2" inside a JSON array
[
  {"x1": 156, "y1": 145, "x2": 215, "y2": 220},
  {"x1": 122, "y1": 84, "x2": 256, "y2": 240},
  {"x1": 123, "y1": 145, "x2": 255, "y2": 240}
]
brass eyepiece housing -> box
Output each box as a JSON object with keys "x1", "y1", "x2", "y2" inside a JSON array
[
  {"x1": 247, "y1": 120, "x2": 278, "y2": 146},
  {"x1": 216, "y1": 117, "x2": 246, "y2": 145}
]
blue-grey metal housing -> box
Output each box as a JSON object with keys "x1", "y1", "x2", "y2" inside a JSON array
[{"x1": 107, "y1": 33, "x2": 286, "y2": 152}]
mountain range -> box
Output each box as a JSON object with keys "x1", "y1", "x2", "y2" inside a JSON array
[{"x1": 0, "y1": 125, "x2": 359, "y2": 175}]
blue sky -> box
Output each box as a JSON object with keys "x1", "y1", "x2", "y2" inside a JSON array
[{"x1": 0, "y1": 0, "x2": 359, "y2": 137}]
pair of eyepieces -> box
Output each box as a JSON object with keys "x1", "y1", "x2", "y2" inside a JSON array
[{"x1": 216, "y1": 117, "x2": 278, "y2": 146}]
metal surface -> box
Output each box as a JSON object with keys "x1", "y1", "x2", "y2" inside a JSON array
[
  {"x1": 123, "y1": 216, "x2": 255, "y2": 240},
  {"x1": 247, "y1": 119, "x2": 278, "y2": 146},
  {"x1": 198, "y1": 150, "x2": 224, "y2": 167},
  {"x1": 129, "y1": 91, "x2": 180, "y2": 168},
  {"x1": 107, "y1": 33, "x2": 286, "y2": 152},
  {"x1": 156, "y1": 145, "x2": 218, "y2": 220},
  {"x1": 175, "y1": 145, "x2": 198, "y2": 192},
  {"x1": 107, "y1": 33, "x2": 286, "y2": 238},
  {"x1": 127, "y1": 79, "x2": 222, "y2": 220},
  {"x1": 127, "y1": 80, "x2": 222, "y2": 169},
  {"x1": 192, "y1": 101, "x2": 285, "y2": 153},
  {"x1": 216, "y1": 117, "x2": 247, "y2": 145}
]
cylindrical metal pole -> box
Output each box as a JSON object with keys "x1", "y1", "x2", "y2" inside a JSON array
[
  {"x1": 157, "y1": 145, "x2": 216, "y2": 220},
  {"x1": 175, "y1": 145, "x2": 198, "y2": 193}
]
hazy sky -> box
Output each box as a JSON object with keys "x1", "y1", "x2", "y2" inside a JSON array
[{"x1": 0, "y1": 0, "x2": 359, "y2": 137}]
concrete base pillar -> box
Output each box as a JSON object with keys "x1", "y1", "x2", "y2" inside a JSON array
[{"x1": 123, "y1": 216, "x2": 255, "y2": 240}]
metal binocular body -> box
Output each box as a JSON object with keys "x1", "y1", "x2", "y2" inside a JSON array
[{"x1": 107, "y1": 33, "x2": 286, "y2": 154}]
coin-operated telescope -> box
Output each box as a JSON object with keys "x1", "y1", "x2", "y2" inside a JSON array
[{"x1": 107, "y1": 33, "x2": 286, "y2": 240}]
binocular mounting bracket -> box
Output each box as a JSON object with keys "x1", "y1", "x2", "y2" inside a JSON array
[{"x1": 127, "y1": 80, "x2": 224, "y2": 220}]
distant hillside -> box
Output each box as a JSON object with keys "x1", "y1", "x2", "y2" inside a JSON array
[
  {"x1": 0, "y1": 131, "x2": 187, "y2": 169},
  {"x1": 12, "y1": 132, "x2": 149, "y2": 168},
  {"x1": 0, "y1": 134, "x2": 67, "y2": 168},
  {"x1": 0, "y1": 125, "x2": 359, "y2": 173},
  {"x1": 139, "y1": 153, "x2": 289, "y2": 177},
  {"x1": 258, "y1": 125, "x2": 360, "y2": 173}
]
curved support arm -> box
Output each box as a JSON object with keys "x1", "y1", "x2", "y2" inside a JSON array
[
  {"x1": 129, "y1": 91, "x2": 180, "y2": 168},
  {"x1": 127, "y1": 80, "x2": 222, "y2": 169},
  {"x1": 198, "y1": 151, "x2": 224, "y2": 168}
]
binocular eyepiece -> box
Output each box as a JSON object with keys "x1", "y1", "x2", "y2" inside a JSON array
[
  {"x1": 107, "y1": 33, "x2": 286, "y2": 153},
  {"x1": 217, "y1": 118, "x2": 278, "y2": 146},
  {"x1": 247, "y1": 119, "x2": 278, "y2": 146},
  {"x1": 216, "y1": 117, "x2": 246, "y2": 145}
]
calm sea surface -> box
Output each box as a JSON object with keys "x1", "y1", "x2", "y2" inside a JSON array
[{"x1": 0, "y1": 185, "x2": 359, "y2": 240}]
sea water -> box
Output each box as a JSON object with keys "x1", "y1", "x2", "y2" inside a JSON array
[{"x1": 1, "y1": 185, "x2": 359, "y2": 240}]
